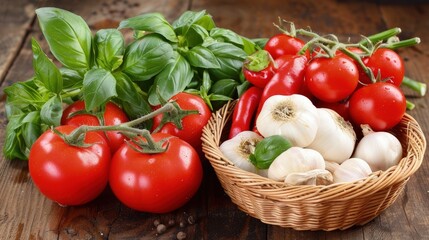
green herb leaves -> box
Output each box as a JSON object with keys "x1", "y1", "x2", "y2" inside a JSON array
[
  {"x1": 119, "y1": 9, "x2": 256, "y2": 106},
  {"x1": 36, "y1": 7, "x2": 92, "y2": 72},
  {"x1": 4, "y1": 7, "x2": 257, "y2": 160}
]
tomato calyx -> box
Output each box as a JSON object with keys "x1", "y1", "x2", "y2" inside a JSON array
[{"x1": 152, "y1": 98, "x2": 200, "y2": 133}]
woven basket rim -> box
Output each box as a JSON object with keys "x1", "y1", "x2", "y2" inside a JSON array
[{"x1": 201, "y1": 100, "x2": 427, "y2": 203}]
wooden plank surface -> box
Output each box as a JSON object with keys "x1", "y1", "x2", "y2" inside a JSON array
[{"x1": 0, "y1": 0, "x2": 428, "y2": 239}]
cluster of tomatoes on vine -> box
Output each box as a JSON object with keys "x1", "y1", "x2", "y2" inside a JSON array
[
  {"x1": 28, "y1": 92, "x2": 212, "y2": 213},
  {"x1": 233, "y1": 21, "x2": 423, "y2": 139}
]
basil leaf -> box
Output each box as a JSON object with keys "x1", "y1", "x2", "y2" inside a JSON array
[
  {"x1": 148, "y1": 52, "x2": 194, "y2": 105},
  {"x1": 31, "y1": 38, "x2": 63, "y2": 94},
  {"x1": 173, "y1": 10, "x2": 214, "y2": 35},
  {"x1": 60, "y1": 68, "x2": 83, "y2": 89},
  {"x1": 241, "y1": 37, "x2": 258, "y2": 55},
  {"x1": 210, "y1": 79, "x2": 239, "y2": 98},
  {"x1": 82, "y1": 68, "x2": 117, "y2": 111},
  {"x1": 210, "y1": 27, "x2": 244, "y2": 47},
  {"x1": 249, "y1": 135, "x2": 292, "y2": 169},
  {"x1": 21, "y1": 111, "x2": 43, "y2": 155},
  {"x1": 206, "y1": 42, "x2": 246, "y2": 80},
  {"x1": 3, "y1": 114, "x2": 27, "y2": 160},
  {"x1": 118, "y1": 13, "x2": 178, "y2": 43},
  {"x1": 35, "y1": 7, "x2": 92, "y2": 71},
  {"x1": 237, "y1": 81, "x2": 251, "y2": 97},
  {"x1": 4, "y1": 80, "x2": 43, "y2": 116},
  {"x1": 252, "y1": 38, "x2": 269, "y2": 49},
  {"x1": 122, "y1": 35, "x2": 174, "y2": 81},
  {"x1": 185, "y1": 24, "x2": 209, "y2": 47},
  {"x1": 40, "y1": 95, "x2": 62, "y2": 126},
  {"x1": 185, "y1": 46, "x2": 220, "y2": 69},
  {"x1": 114, "y1": 73, "x2": 152, "y2": 126},
  {"x1": 94, "y1": 29, "x2": 125, "y2": 71}
]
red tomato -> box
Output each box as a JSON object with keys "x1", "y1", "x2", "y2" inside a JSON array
[
  {"x1": 264, "y1": 34, "x2": 306, "y2": 59},
  {"x1": 109, "y1": 133, "x2": 203, "y2": 213},
  {"x1": 29, "y1": 125, "x2": 111, "y2": 206},
  {"x1": 359, "y1": 48, "x2": 405, "y2": 86},
  {"x1": 305, "y1": 55, "x2": 359, "y2": 103},
  {"x1": 349, "y1": 82, "x2": 406, "y2": 131},
  {"x1": 152, "y1": 92, "x2": 211, "y2": 150},
  {"x1": 61, "y1": 100, "x2": 129, "y2": 153}
]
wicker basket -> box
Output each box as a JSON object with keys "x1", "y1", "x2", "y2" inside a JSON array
[{"x1": 201, "y1": 101, "x2": 426, "y2": 231}]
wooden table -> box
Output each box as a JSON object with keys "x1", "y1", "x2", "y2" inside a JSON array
[{"x1": 1, "y1": 0, "x2": 428, "y2": 239}]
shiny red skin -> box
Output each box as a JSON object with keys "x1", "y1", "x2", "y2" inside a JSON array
[
  {"x1": 109, "y1": 133, "x2": 203, "y2": 213},
  {"x1": 359, "y1": 48, "x2": 405, "y2": 86},
  {"x1": 264, "y1": 34, "x2": 306, "y2": 59},
  {"x1": 229, "y1": 86, "x2": 263, "y2": 139},
  {"x1": 305, "y1": 55, "x2": 359, "y2": 103},
  {"x1": 349, "y1": 82, "x2": 406, "y2": 131},
  {"x1": 29, "y1": 125, "x2": 111, "y2": 206},
  {"x1": 61, "y1": 100, "x2": 129, "y2": 153},
  {"x1": 152, "y1": 92, "x2": 211, "y2": 150},
  {"x1": 243, "y1": 63, "x2": 276, "y2": 89},
  {"x1": 256, "y1": 55, "x2": 308, "y2": 115}
]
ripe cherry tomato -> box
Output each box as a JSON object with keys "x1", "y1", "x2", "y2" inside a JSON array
[
  {"x1": 152, "y1": 92, "x2": 211, "y2": 150},
  {"x1": 349, "y1": 82, "x2": 406, "y2": 131},
  {"x1": 264, "y1": 34, "x2": 306, "y2": 59},
  {"x1": 29, "y1": 125, "x2": 111, "y2": 206},
  {"x1": 305, "y1": 55, "x2": 359, "y2": 103},
  {"x1": 109, "y1": 133, "x2": 203, "y2": 213},
  {"x1": 61, "y1": 100, "x2": 129, "y2": 153},
  {"x1": 359, "y1": 48, "x2": 405, "y2": 87}
]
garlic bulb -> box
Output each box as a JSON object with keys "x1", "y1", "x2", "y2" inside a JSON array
[
  {"x1": 307, "y1": 108, "x2": 356, "y2": 164},
  {"x1": 333, "y1": 158, "x2": 372, "y2": 183},
  {"x1": 256, "y1": 94, "x2": 319, "y2": 147},
  {"x1": 353, "y1": 126, "x2": 402, "y2": 171},
  {"x1": 219, "y1": 131, "x2": 264, "y2": 175},
  {"x1": 267, "y1": 147, "x2": 325, "y2": 181},
  {"x1": 285, "y1": 169, "x2": 333, "y2": 186},
  {"x1": 325, "y1": 161, "x2": 340, "y2": 174}
]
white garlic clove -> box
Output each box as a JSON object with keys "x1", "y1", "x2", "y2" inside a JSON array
[
  {"x1": 307, "y1": 108, "x2": 356, "y2": 164},
  {"x1": 256, "y1": 94, "x2": 319, "y2": 147},
  {"x1": 325, "y1": 161, "x2": 340, "y2": 174},
  {"x1": 284, "y1": 169, "x2": 333, "y2": 186},
  {"x1": 219, "y1": 131, "x2": 263, "y2": 173},
  {"x1": 267, "y1": 147, "x2": 325, "y2": 181},
  {"x1": 333, "y1": 158, "x2": 372, "y2": 183},
  {"x1": 353, "y1": 128, "x2": 402, "y2": 171}
]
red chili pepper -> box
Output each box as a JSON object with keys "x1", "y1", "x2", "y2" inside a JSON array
[
  {"x1": 256, "y1": 55, "x2": 308, "y2": 115},
  {"x1": 242, "y1": 50, "x2": 276, "y2": 89},
  {"x1": 229, "y1": 86, "x2": 263, "y2": 139}
]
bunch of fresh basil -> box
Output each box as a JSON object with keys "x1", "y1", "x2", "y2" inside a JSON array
[{"x1": 3, "y1": 7, "x2": 261, "y2": 160}]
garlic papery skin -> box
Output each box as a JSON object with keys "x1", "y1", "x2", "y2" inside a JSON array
[
  {"x1": 219, "y1": 131, "x2": 263, "y2": 174},
  {"x1": 285, "y1": 169, "x2": 333, "y2": 186},
  {"x1": 307, "y1": 108, "x2": 356, "y2": 164},
  {"x1": 267, "y1": 147, "x2": 325, "y2": 181},
  {"x1": 256, "y1": 94, "x2": 319, "y2": 147},
  {"x1": 333, "y1": 158, "x2": 372, "y2": 183},
  {"x1": 352, "y1": 127, "x2": 402, "y2": 171}
]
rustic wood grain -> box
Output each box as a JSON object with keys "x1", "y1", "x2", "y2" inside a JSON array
[{"x1": 0, "y1": 0, "x2": 428, "y2": 239}]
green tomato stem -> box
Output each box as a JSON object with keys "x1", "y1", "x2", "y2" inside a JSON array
[
  {"x1": 358, "y1": 27, "x2": 401, "y2": 45},
  {"x1": 406, "y1": 100, "x2": 415, "y2": 110},
  {"x1": 382, "y1": 37, "x2": 421, "y2": 50},
  {"x1": 60, "y1": 102, "x2": 180, "y2": 153},
  {"x1": 401, "y1": 76, "x2": 427, "y2": 97}
]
